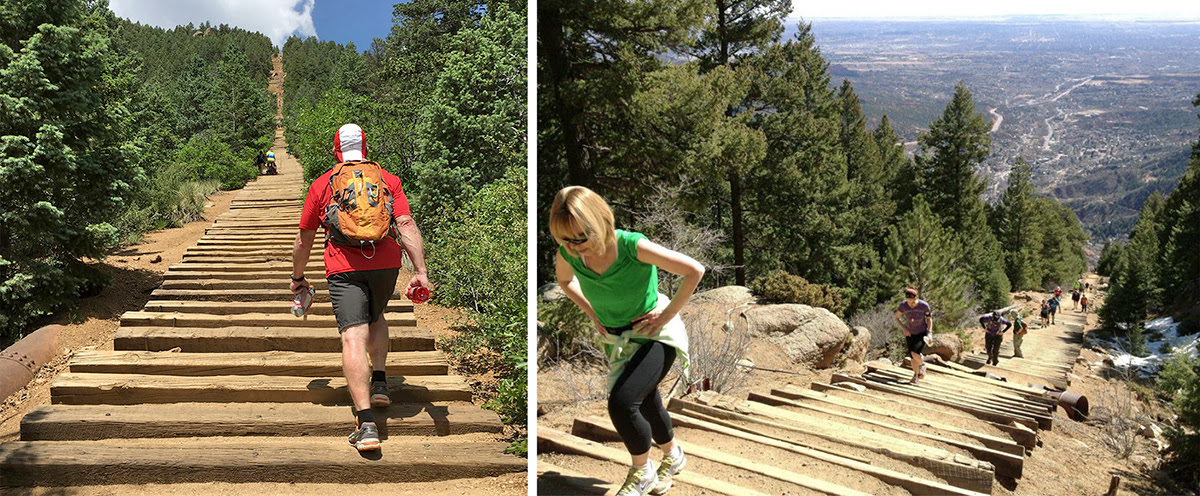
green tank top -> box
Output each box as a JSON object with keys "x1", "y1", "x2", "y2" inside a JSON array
[{"x1": 560, "y1": 230, "x2": 659, "y2": 328}]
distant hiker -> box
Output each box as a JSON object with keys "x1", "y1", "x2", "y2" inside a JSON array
[
  {"x1": 895, "y1": 287, "x2": 933, "y2": 385},
  {"x1": 290, "y1": 123, "x2": 430, "y2": 452},
  {"x1": 1047, "y1": 294, "x2": 1061, "y2": 325},
  {"x1": 1073, "y1": 279, "x2": 1082, "y2": 292},
  {"x1": 1011, "y1": 311, "x2": 1028, "y2": 358},
  {"x1": 254, "y1": 151, "x2": 266, "y2": 174},
  {"x1": 550, "y1": 186, "x2": 702, "y2": 496},
  {"x1": 1081, "y1": 294, "x2": 1090, "y2": 314},
  {"x1": 1054, "y1": 286, "x2": 1063, "y2": 298},
  {"x1": 980, "y1": 310, "x2": 1012, "y2": 366},
  {"x1": 1039, "y1": 299, "x2": 1051, "y2": 327},
  {"x1": 265, "y1": 151, "x2": 278, "y2": 175},
  {"x1": 1071, "y1": 288, "x2": 1081, "y2": 311}
]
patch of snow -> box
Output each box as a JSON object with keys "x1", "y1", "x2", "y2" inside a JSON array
[{"x1": 1096, "y1": 317, "x2": 1200, "y2": 376}]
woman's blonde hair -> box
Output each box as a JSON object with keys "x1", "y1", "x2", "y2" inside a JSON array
[{"x1": 548, "y1": 186, "x2": 617, "y2": 256}]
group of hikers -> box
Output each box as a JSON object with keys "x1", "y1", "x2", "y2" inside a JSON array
[
  {"x1": 545, "y1": 184, "x2": 1101, "y2": 494},
  {"x1": 254, "y1": 150, "x2": 277, "y2": 175}
]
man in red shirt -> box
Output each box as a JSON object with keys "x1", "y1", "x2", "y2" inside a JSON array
[{"x1": 289, "y1": 123, "x2": 430, "y2": 452}]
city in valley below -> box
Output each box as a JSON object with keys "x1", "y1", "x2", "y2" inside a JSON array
[{"x1": 806, "y1": 18, "x2": 1200, "y2": 242}]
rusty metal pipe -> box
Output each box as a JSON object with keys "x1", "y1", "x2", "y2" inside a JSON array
[
  {"x1": 0, "y1": 325, "x2": 62, "y2": 401},
  {"x1": 1028, "y1": 382, "x2": 1089, "y2": 420}
]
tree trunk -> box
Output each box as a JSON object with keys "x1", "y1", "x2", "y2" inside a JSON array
[{"x1": 539, "y1": 2, "x2": 589, "y2": 187}]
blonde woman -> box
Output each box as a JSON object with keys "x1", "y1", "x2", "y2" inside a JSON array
[{"x1": 550, "y1": 186, "x2": 704, "y2": 496}]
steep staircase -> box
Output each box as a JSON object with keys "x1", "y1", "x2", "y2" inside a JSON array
[
  {"x1": 539, "y1": 305, "x2": 1090, "y2": 495},
  {"x1": 0, "y1": 56, "x2": 523, "y2": 486}
]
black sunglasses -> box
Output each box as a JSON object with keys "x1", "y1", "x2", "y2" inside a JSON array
[{"x1": 561, "y1": 235, "x2": 589, "y2": 245}]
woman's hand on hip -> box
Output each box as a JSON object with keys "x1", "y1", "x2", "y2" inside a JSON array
[{"x1": 632, "y1": 309, "x2": 671, "y2": 337}]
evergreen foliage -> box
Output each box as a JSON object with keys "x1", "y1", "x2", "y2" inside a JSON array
[
  {"x1": 879, "y1": 196, "x2": 975, "y2": 332},
  {"x1": 0, "y1": 0, "x2": 136, "y2": 338},
  {"x1": 916, "y1": 82, "x2": 1010, "y2": 309},
  {"x1": 1096, "y1": 240, "x2": 1123, "y2": 276},
  {"x1": 750, "y1": 270, "x2": 847, "y2": 316},
  {"x1": 538, "y1": 4, "x2": 1087, "y2": 334}
]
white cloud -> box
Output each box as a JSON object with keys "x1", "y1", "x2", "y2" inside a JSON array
[{"x1": 110, "y1": 0, "x2": 317, "y2": 48}]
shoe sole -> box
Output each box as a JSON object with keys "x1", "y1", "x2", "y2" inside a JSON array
[
  {"x1": 355, "y1": 439, "x2": 381, "y2": 451},
  {"x1": 371, "y1": 394, "x2": 391, "y2": 407}
]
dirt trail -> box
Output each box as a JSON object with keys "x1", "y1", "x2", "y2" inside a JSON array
[
  {"x1": 537, "y1": 273, "x2": 1162, "y2": 495},
  {"x1": 1, "y1": 52, "x2": 525, "y2": 494}
]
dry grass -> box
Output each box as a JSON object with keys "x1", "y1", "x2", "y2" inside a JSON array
[
  {"x1": 680, "y1": 302, "x2": 752, "y2": 396},
  {"x1": 1088, "y1": 374, "x2": 1154, "y2": 459}
]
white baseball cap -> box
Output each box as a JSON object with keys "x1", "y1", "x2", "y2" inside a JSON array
[{"x1": 333, "y1": 123, "x2": 366, "y2": 162}]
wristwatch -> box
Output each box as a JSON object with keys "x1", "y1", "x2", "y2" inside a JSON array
[{"x1": 290, "y1": 275, "x2": 306, "y2": 282}]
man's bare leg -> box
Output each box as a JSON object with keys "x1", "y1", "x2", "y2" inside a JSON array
[
  {"x1": 368, "y1": 316, "x2": 389, "y2": 372},
  {"x1": 341, "y1": 323, "x2": 371, "y2": 411}
]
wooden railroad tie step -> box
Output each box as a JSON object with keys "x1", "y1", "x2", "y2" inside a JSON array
[
  {"x1": 0, "y1": 438, "x2": 523, "y2": 486},
  {"x1": 114, "y1": 326, "x2": 435, "y2": 352},
  {"x1": 677, "y1": 392, "x2": 996, "y2": 494},
  {"x1": 119, "y1": 310, "x2": 418, "y2": 329},
  {"x1": 69, "y1": 350, "x2": 448, "y2": 376},
  {"x1": 140, "y1": 299, "x2": 412, "y2": 315},
  {"x1": 570, "y1": 416, "x2": 873, "y2": 496},
  {"x1": 50, "y1": 373, "x2": 474, "y2": 405},
  {"x1": 20, "y1": 402, "x2": 501, "y2": 440},
  {"x1": 537, "y1": 428, "x2": 769, "y2": 496}
]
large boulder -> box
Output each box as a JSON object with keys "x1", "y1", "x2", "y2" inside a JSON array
[
  {"x1": 744, "y1": 304, "x2": 851, "y2": 369},
  {"x1": 691, "y1": 286, "x2": 756, "y2": 304},
  {"x1": 926, "y1": 333, "x2": 963, "y2": 362},
  {"x1": 538, "y1": 283, "x2": 565, "y2": 302},
  {"x1": 842, "y1": 326, "x2": 871, "y2": 363}
]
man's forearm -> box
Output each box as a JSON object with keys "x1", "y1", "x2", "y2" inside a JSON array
[
  {"x1": 396, "y1": 220, "x2": 427, "y2": 274},
  {"x1": 292, "y1": 230, "x2": 316, "y2": 278}
]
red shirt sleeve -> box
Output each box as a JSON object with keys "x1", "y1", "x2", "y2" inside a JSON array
[
  {"x1": 298, "y1": 171, "x2": 328, "y2": 230},
  {"x1": 389, "y1": 173, "x2": 411, "y2": 217}
]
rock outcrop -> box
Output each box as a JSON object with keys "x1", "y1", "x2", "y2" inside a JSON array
[{"x1": 744, "y1": 304, "x2": 851, "y2": 369}]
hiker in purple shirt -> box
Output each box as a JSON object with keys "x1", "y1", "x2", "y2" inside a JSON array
[
  {"x1": 980, "y1": 310, "x2": 1012, "y2": 366},
  {"x1": 894, "y1": 287, "x2": 933, "y2": 384}
]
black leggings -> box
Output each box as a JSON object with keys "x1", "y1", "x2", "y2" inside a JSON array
[{"x1": 608, "y1": 341, "x2": 677, "y2": 455}]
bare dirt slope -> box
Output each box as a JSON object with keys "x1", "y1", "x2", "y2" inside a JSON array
[{"x1": 537, "y1": 274, "x2": 1166, "y2": 495}]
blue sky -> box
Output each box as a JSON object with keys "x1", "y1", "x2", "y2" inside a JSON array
[
  {"x1": 311, "y1": 0, "x2": 400, "y2": 51},
  {"x1": 110, "y1": 0, "x2": 404, "y2": 50}
]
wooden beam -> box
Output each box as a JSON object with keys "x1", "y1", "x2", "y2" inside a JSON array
[
  {"x1": 537, "y1": 428, "x2": 766, "y2": 496},
  {"x1": 808, "y1": 383, "x2": 1037, "y2": 450},
  {"x1": 20, "y1": 402, "x2": 500, "y2": 440},
  {"x1": 69, "y1": 350, "x2": 448, "y2": 376},
  {"x1": 571, "y1": 416, "x2": 872, "y2": 496},
  {"x1": 0, "y1": 438, "x2": 523, "y2": 486},
  {"x1": 114, "y1": 326, "x2": 435, "y2": 353},
  {"x1": 832, "y1": 373, "x2": 1041, "y2": 432},
  {"x1": 665, "y1": 409, "x2": 988, "y2": 496},
  {"x1": 50, "y1": 373, "x2": 472, "y2": 404},
  {"x1": 771, "y1": 387, "x2": 1024, "y2": 457},
  {"x1": 748, "y1": 392, "x2": 1023, "y2": 479},
  {"x1": 118, "y1": 310, "x2": 417, "y2": 329},
  {"x1": 683, "y1": 392, "x2": 994, "y2": 493}
]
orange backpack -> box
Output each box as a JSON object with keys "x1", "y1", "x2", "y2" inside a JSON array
[{"x1": 322, "y1": 161, "x2": 397, "y2": 254}]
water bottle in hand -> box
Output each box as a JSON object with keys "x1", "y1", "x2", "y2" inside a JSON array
[
  {"x1": 406, "y1": 285, "x2": 430, "y2": 304},
  {"x1": 291, "y1": 286, "x2": 316, "y2": 317}
]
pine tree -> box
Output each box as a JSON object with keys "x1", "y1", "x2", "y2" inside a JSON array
[
  {"x1": 993, "y1": 158, "x2": 1042, "y2": 289},
  {"x1": 874, "y1": 114, "x2": 910, "y2": 217},
  {"x1": 1158, "y1": 93, "x2": 1200, "y2": 307},
  {"x1": 880, "y1": 196, "x2": 975, "y2": 332},
  {"x1": 916, "y1": 81, "x2": 1010, "y2": 308},
  {"x1": 0, "y1": 0, "x2": 138, "y2": 339},
  {"x1": 1102, "y1": 194, "x2": 1165, "y2": 329},
  {"x1": 688, "y1": 0, "x2": 790, "y2": 285}
]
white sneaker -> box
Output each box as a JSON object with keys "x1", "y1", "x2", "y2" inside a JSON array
[
  {"x1": 616, "y1": 463, "x2": 658, "y2": 496},
  {"x1": 651, "y1": 447, "x2": 686, "y2": 494}
]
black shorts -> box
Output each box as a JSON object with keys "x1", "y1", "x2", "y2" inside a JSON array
[
  {"x1": 905, "y1": 333, "x2": 928, "y2": 354},
  {"x1": 327, "y1": 268, "x2": 400, "y2": 331}
]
